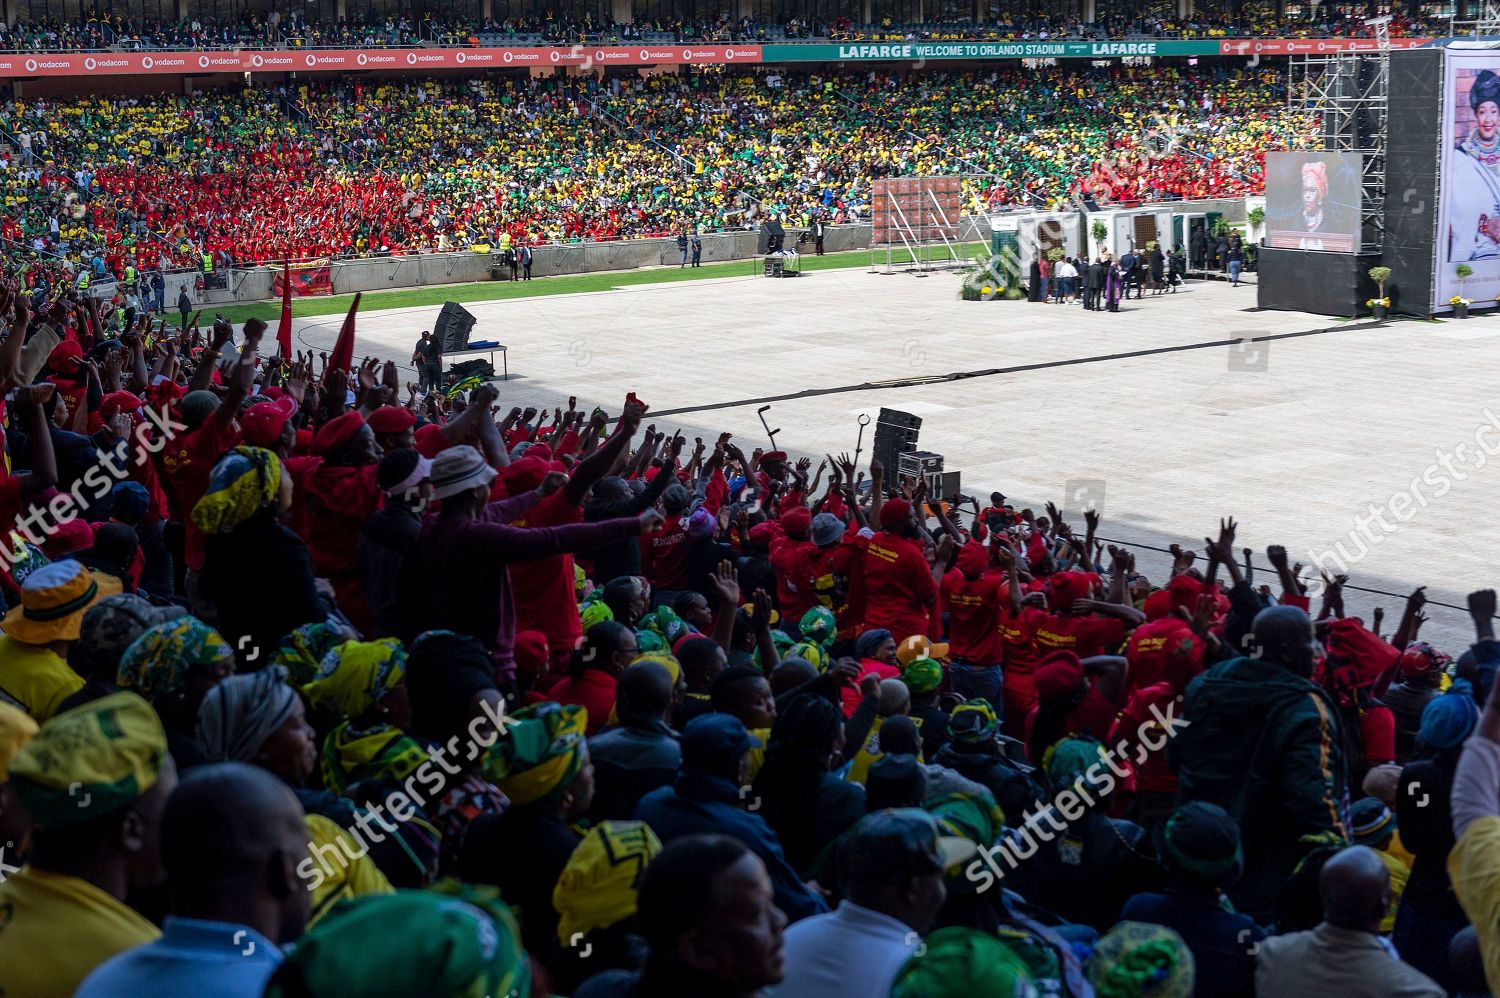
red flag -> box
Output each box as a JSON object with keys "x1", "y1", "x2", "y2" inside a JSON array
[
  {"x1": 326, "y1": 292, "x2": 360, "y2": 379},
  {"x1": 275, "y1": 261, "x2": 293, "y2": 358}
]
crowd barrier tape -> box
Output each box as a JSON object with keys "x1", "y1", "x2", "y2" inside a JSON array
[{"x1": 0, "y1": 37, "x2": 1433, "y2": 77}]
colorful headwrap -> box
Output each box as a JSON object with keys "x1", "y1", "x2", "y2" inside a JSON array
[
  {"x1": 926, "y1": 790, "x2": 1004, "y2": 852},
  {"x1": 1398, "y1": 641, "x2": 1453, "y2": 678},
  {"x1": 302, "y1": 638, "x2": 408, "y2": 719},
  {"x1": 638, "y1": 605, "x2": 688, "y2": 647},
  {"x1": 485, "y1": 702, "x2": 587, "y2": 806},
  {"x1": 902, "y1": 657, "x2": 944, "y2": 694},
  {"x1": 891, "y1": 926, "x2": 1038, "y2": 998},
  {"x1": 1300, "y1": 160, "x2": 1328, "y2": 202},
  {"x1": 271, "y1": 622, "x2": 351, "y2": 689},
  {"x1": 1087, "y1": 922, "x2": 1194, "y2": 998},
  {"x1": 1043, "y1": 735, "x2": 1110, "y2": 792},
  {"x1": 265, "y1": 885, "x2": 531, "y2": 998},
  {"x1": 630, "y1": 652, "x2": 682, "y2": 685},
  {"x1": 553, "y1": 820, "x2": 662, "y2": 944},
  {"x1": 580, "y1": 598, "x2": 614, "y2": 632},
  {"x1": 9, "y1": 691, "x2": 167, "y2": 829},
  {"x1": 197, "y1": 669, "x2": 300, "y2": 763},
  {"x1": 190, "y1": 445, "x2": 283, "y2": 535},
  {"x1": 117, "y1": 616, "x2": 233, "y2": 703},
  {"x1": 755, "y1": 629, "x2": 797, "y2": 670},
  {"x1": 949, "y1": 699, "x2": 999, "y2": 744},
  {"x1": 635, "y1": 630, "x2": 667, "y2": 654},
  {"x1": 789, "y1": 640, "x2": 830, "y2": 672},
  {"x1": 799, "y1": 606, "x2": 837, "y2": 647},
  {"x1": 320, "y1": 721, "x2": 431, "y2": 797}
]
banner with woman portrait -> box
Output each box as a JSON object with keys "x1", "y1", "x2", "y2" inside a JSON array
[{"x1": 1436, "y1": 51, "x2": 1500, "y2": 309}]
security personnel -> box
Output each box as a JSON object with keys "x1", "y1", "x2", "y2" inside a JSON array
[
  {"x1": 122, "y1": 262, "x2": 137, "y2": 292},
  {"x1": 75, "y1": 269, "x2": 90, "y2": 291},
  {"x1": 200, "y1": 251, "x2": 214, "y2": 275}
]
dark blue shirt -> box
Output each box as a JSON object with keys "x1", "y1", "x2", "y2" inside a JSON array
[{"x1": 1120, "y1": 888, "x2": 1264, "y2": 998}]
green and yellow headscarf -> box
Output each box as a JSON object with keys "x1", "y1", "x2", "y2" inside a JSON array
[
  {"x1": 117, "y1": 616, "x2": 233, "y2": 703},
  {"x1": 800, "y1": 606, "x2": 836, "y2": 647},
  {"x1": 1086, "y1": 921, "x2": 1194, "y2": 998},
  {"x1": 191, "y1": 445, "x2": 283, "y2": 535},
  {"x1": 271, "y1": 622, "x2": 350, "y2": 689},
  {"x1": 892, "y1": 926, "x2": 1037, "y2": 997},
  {"x1": 303, "y1": 638, "x2": 408, "y2": 720},
  {"x1": 485, "y1": 701, "x2": 587, "y2": 807},
  {"x1": 553, "y1": 820, "x2": 662, "y2": 945},
  {"x1": 902, "y1": 657, "x2": 944, "y2": 694},
  {"x1": 265, "y1": 885, "x2": 530, "y2": 998}
]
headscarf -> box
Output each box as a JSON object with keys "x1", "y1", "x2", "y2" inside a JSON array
[
  {"x1": 638, "y1": 605, "x2": 687, "y2": 647},
  {"x1": 191, "y1": 445, "x2": 283, "y2": 535},
  {"x1": 406, "y1": 630, "x2": 498, "y2": 743},
  {"x1": 902, "y1": 657, "x2": 944, "y2": 694},
  {"x1": 197, "y1": 668, "x2": 300, "y2": 762},
  {"x1": 485, "y1": 701, "x2": 587, "y2": 807},
  {"x1": 270, "y1": 622, "x2": 350, "y2": 689},
  {"x1": 1419, "y1": 679, "x2": 1480, "y2": 750},
  {"x1": 1472, "y1": 69, "x2": 1500, "y2": 111},
  {"x1": 8, "y1": 691, "x2": 167, "y2": 829},
  {"x1": 789, "y1": 641, "x2": 830, "y2": 672},
  {"x1": 117, "y1": 616, "x2": 233, "y2": 703},
  {"x1": 1300, "y1": 160, "x2": 1327, "y2": 202},
  {"x1": 302, "y1": 638, "x2": 408, "y2": 719},
  {"x1": 799, "y1": 606, "x2": 836, "y2": 647},
  {"x1": 553, "y1": 820, "x2": 662, "y2": 944},
  {"x1": 264, "y1": 885, "x2": 530, "y2": 998},
  {"x1": 320, "y1": 720, "x2": 430, "y2": 797},
  {"x1": 948, "y1": 699, "x2": 999, "y2": 744},
  {"x1": 1087, "y1": 922, "x2": 1195, "y2": 998},
  {"x1": 580, "y1": 598, "x2": 614, "y2": 632},
  {"x1": 1043, "y1": 735, "x2": 1109, "y2": 792},
  {"x1": 891, "y1": 926, "x2": 1037, "y2": 997},
  {"x1": 1397, "y1": 641, "x2": 1452, "y2": 678},
  {"x1": 856, "y1": 628, "x2": 893, "y2": 660}
]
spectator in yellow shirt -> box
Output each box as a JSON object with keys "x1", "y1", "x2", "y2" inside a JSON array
[
  {"x1": 0, "y1": 559, "x2": 122, "y2": 723},
  {"x1": 0, "y1": 691, "x2": 178, "y2": 998}
]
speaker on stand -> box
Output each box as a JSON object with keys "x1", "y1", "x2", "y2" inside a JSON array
[
  {"x1": 434, "y1": 301, "x2": 476, "y2": 353},
  {"x1": 872, "y1": 407, "x2": 923, "y2": 473}
]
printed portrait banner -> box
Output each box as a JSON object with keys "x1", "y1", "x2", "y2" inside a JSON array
[
  {"x1": 1435, "y1": 49, "x2": 1500, "y2": 311},
  {"x1": 272, "y1": 259, "x2": 334, "y2": 297}
]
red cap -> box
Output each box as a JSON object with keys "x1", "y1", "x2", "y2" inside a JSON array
[
  {"x1": 293, "y1": 428, "x2": 314, "y2": 454},
  {"x1": 782, "y1": 507, "x2": 811, "y2": 540},
  {"x1": 98, "y1": 390, "x2": 144, "y2": 422},
  {"x1": 46, "y1": 339, "x2": 83, "y2": 372},
  {"x1": 878, "y1": 497, "x2": 912, "y2": 531},
  {"x1": 762, "y1": 450, "x2": 788, "y2": 463},
  {"x1": 1048, "y1": 571, "x2": 1099, "y2": 610},
  {"x1": 513, "y1": 630, "x2": 550, "y2": 679},
  {"x1": 500, "y1": 455, "x2": 552, "y2": 493},
  {"x1": 414, "y1": 422, "x2": 449, "y2": 459},
  {"x1": 241, "y1": 395, "x2": 298, "y2": 448},
  {"x1": 1034, "y1": 650, "x2": 1085, "y2": 699},
  {"x1": 748, "y1": 522, "x2": 776, "y2": 549},
  {"x1": 43, "y1": 517, "x2": 94, "y2": 558},
  {"x1": 526, "y1": 443, "x2": 553, "y2": 461},
  {"x1": 367, "y1": 405, "x2": 417, "y2": 435},
  {"x1": 311, "y1": 411, "x2": 366, "y2": 455},
  {"x1": 957, "y1": 542, "x2": 989, "y2": 578}
]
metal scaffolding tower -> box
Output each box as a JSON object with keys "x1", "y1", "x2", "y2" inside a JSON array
[{"x1": 1288, "y1": 19, "x2": 1392, "y2": 254}]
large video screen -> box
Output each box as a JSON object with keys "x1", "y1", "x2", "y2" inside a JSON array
[
  {"x1": 1265, "y1": 151, "x2": 1361, "y2": 253},
  {"x1": 1437, "y1": 51, "x2": 1500, "y2": 310}
]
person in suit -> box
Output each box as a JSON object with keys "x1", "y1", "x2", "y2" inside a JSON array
[
  {"x1": 676, "y1": 230, "x2": 689, "y2": 268},
  {"x1": 1149, "y1": 246, "x2": 1165, "y2": 295},
  {"x1": 1119, "y1": 249, "x2": 1138, "y2": 301},
  {"x1": 1086, "y1": 257, "x2": 1106, "y2": 310},
  {"x1": 1190, "y1": 228, "x2": 1207, "y2": 271},
  {"x1": 812, "y1": 216, "x2": 826, "y2": 256},
  {"x1": 519, "y1": 242, "x2": 534, "y2": 281},
  {"x1": 1215, "y1": 233, "x2": 1230, "y2": 273}
]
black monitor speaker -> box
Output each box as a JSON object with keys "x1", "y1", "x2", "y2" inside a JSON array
[{"x1": 434, "y1": 301, "x2": 476, "y2": 352}]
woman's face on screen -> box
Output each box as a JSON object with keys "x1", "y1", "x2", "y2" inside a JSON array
[
  {"x1": 1303, "y1": 179, "x2": 1322, "y2": 215},
  {"x1": 1478, "y1": 100, "x2": 1500, "y2": 142}
]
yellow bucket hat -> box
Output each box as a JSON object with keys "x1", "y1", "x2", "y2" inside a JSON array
[{"x1": 3, "y1": 559, "x2": 123, "y2": 644}]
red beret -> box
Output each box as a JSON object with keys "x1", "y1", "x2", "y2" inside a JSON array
[
  {"x1": 1034, "y1": 650, "x2": 1086, "y2": 699},
  {"x1": 99, "y1": 390, "x2": 144, "y2": 422},
  {"x1": 1048, "y1": 571, "x2": 1100, "y2": 610},
  {"x1": 500, "y1": 455, "x2": 551, "y2": 494},
  {"x1": 311, "y1": 411, "x2": 366, "y2": 455},
  {"x1": 293, "y1": 428, "x2": 314, "y2": 454},
  {"x1": 762, "y1": 451, "x2": 788, "y2": 463},
  {"x1": 367, "y1": 406, "x2": 416, "y2": 435},
  {"x1": 526, "y1": 443, "x2": 553, "y2": 461},
  {"x1": 513, "y1": 630, "x2": 550, "y2": 678},
  {"x1": 414, "y1": 422, "x2": 449, "y2": 459},
  {"x1": 782, "y1": 507, "x2": 812, "y2": 539},
  {"x1": 47, "y1": 339, "x2": 83, "y2": 372},
  {"x1": 241, "y1": 395, "x2": 297, "y2": 448},
  {"x1": 957, "y1": 542, "x2": 989, "y2": 578},
  {"x1": 878, "y1": 497, "x2": 912, "y2": 531},
  {"x1": 748, "y1": 522, "x2": 776, "y2": 549}
]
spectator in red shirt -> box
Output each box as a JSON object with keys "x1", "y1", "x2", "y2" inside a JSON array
[
  {"x1": 1025, "y1": 649, "x2": 1128, "y2": 762},
  {"x1": 941, "y1": 540, "x2": 1006, "y2": 709},
  {"x1": 857, "y1": 498, "x2": 940, "y2": 643},
  {"x1": 547, "y1": 620, "x2": 640, "y2": 735}
]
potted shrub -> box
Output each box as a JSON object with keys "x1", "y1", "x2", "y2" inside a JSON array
[
  {"x1": 1247, "y1": 206, "x2": 1266, "y2": 231},
  {"x1": 1456, "y1": 264, "x2": 1474, "y2": 318},
  {"x1": 1091, "y1": 219, "x2": 1108, "y2": 255},
  {"x1": 1368, "y1": 266, "x2": 1392, "y2": 319}
]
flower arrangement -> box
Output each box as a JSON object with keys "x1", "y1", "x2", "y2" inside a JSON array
[
  {"x1": 1450, "y1": 296, "x2": 1472, "y2": 307},
  {"x1": 982, "y1": 286, "x2": 993, "y2": 295},
  {"x1": 1365, "y1": 297, "x2": 1391, "y2": 308}
]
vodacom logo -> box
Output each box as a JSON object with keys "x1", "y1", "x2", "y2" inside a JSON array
[
  {"x1": 199, "y1": 55, "x2": 211, "y2": 68},
  {"x1": 23, "y1": 58, "x2": 36, "y2": 72},
  {"x1": 84, "y1": 57, "x2": 96, "y2": 70},
  {"x1": 455, "y1": 51, "x2": 466, "y2": 63},
  {"x1": 142, "y1": 55, "x2": 154, "y2": 68},
  {"x1": 503, "y1": 50, "x2": 514, "y2": 62},
  {"x1": 406, "y1": 52, "x2": 418, "y2": 64},
  {"x1": 639, "y1": 48, "x2": 650, "y2": 60},
  {"x1": 250, "y1": 54, "x2": 263, "y2": 67},
  {"x1": 305, "y1": 54, "x2": 316, "y2": 67},
  {"x1": 549, "y1": 50, "x2": 560, "y2": 62}
]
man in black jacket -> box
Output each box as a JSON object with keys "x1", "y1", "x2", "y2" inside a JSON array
[
  {"x1": 589, "y1": 661, "x2": 682, "y2": 822},
  {"x1": 360, "y1": 448, "x2": 431, "y2": 636},
  {"x1": 1086, "y1": 257, "x2": 1107, "y2": 310}
]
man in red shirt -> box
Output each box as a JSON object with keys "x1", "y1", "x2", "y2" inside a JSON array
[
  {"x1": 642, "y1": 481, "x2": 694, "y2": 596},
  {"x1": 941, "y1": 540, "x2": 1006, "y2": 709},
  {"x1": 304, "y1": 412, "x2": 383, "y2": 634},
  {"x1": 768, "y1": 506, "x2": 817, "y2": 630},
  {"x1": 1033, "y1": 557, "x2": 1145, "y2": 658},
  {"x1": 508, "y1": 400, "x2": 644, "y2": 679},
  {"x1": 857, "y1": 498, "x2": 939, "y2": 644}
]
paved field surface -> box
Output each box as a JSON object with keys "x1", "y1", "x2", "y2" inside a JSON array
[{"x1": 272, "y1": 266, "x2": 1500, "y2": 650}]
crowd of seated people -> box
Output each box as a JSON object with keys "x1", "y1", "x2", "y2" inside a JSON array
[
  {"x1": 0, "y1": 5, "x2": 1454, "y2": 51},
  {"x1": 0, "y1": 65, "x2": 1312, "y2": 278},
  {"x1": 0, "y1": 277, "x2": 1490, "y2": 996}
]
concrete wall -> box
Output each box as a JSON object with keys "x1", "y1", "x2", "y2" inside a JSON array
[{"x1": 204, "y1": 197, "x2": 1252, "y2": 305}]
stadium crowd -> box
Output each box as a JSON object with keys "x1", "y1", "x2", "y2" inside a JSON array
[
  {"x1": 0, "y1": 6, "x2": 1453, "y2": 51},
  {"x1": 0, "y1": 64, "x2": 1312, "y2": 283},
  {"x1": 0, "y1": 280, "x2": 1493, "y2": 997}
]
